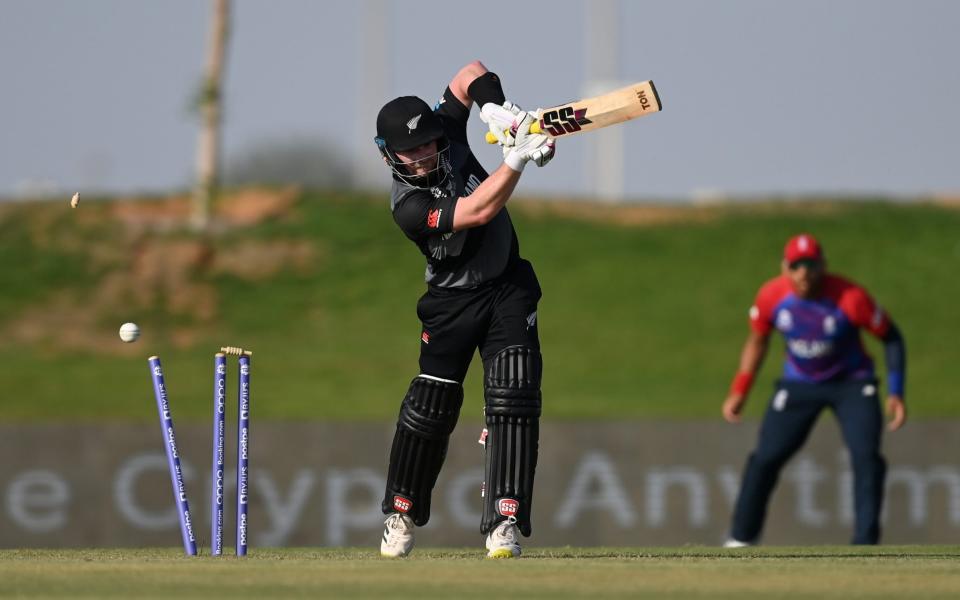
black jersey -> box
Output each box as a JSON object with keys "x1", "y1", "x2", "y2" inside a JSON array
[{"x1": 390, "y1": 87, "x2": 519, "y2": 289}]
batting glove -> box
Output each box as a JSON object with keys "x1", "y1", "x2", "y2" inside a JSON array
[
  {"x1": 480, "y1": 101, "x2": 523, "y2": 146},
  {"x1": 504, "y1": 134, "x2": 556, "y2": 172}
]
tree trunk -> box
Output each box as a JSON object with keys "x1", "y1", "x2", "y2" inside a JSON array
[{"x1": 191, "y1": 0, "x2": 230, "y2": 232}]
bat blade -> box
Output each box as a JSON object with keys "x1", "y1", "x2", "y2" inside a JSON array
[{"x1": 484, "y1": 80, "x2": 661, "y2": 144}]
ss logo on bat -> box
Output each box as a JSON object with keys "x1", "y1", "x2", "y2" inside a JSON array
[{"x1": 540, "y1": 106, "x2": 592, "y2": 136}]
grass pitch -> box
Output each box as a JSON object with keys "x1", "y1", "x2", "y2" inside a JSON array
[{"x1": 2, "y1": 546, "x2": 959, "y2": 599}]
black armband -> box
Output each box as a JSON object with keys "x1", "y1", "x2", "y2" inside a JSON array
[{"x1": 467, "y1": 72, "x2": 506, "y2": 107}]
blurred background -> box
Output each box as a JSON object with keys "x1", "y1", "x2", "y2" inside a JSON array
[
  {"x1": 1, "y1": 0, "x2": 958, "y2": 550},
  {"x1": 3, "y1": 0, "x2": 959, "y2": 200}
]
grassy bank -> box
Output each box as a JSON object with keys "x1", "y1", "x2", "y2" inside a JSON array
[{"x1": 0, "y1": 191, "x2": 957, "y2": 420}]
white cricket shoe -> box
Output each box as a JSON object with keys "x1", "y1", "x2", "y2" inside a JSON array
[
  {"x1": 380, "y1": 513, "x2": 415, "y2": 558},
  {"x1": 485, "y1": 516, "x2": 521, "y2": 559},
  {"x1": 723, "y1": 537, "x2": 754, "y2": 548}
]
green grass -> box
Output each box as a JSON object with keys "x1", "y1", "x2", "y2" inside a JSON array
[
  {"x1": 1, "y1": 547, "x2": 959, "y2": 598},
  {"x1": 1, "y1": 192, "x2": 958, "y2": 421}
]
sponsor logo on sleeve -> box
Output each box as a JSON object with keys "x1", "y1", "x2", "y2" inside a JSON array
[
  {"x1": 872, "y1": 306, "x2": 885, "y2": 328},
  {"x1": 427, "y1": 208, "x2": 441, "y2": 229},
  {"x1": 421, "y1": 331, "x2": 430, "y2": 344},
  {"x1": 496, "y1": 498, "x2": 519, "y2": 517},
  {"x1": 393, "y1": 495, "x2": 413, "y2": 513}
]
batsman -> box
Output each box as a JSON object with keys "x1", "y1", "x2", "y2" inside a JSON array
[{"x1": 373, "y1": 60, "x2": 556, "y2": 558}]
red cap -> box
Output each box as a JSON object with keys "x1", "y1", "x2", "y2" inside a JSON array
[{"x1": 784, "y1": 234, "x2": 824, "y2": 263}]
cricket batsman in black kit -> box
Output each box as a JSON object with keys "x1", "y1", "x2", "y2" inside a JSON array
[{"x1": 373, "y1": 61, "x2": 556, "y2": 558}]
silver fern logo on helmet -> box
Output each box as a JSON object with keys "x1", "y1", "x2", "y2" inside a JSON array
[{"x1": 406, "y1": 114, "x2": 422, "y2": 133}]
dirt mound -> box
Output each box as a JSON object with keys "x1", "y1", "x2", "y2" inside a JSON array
[
  {"x1": 1, "y1": 188, "x2": 317, "y2": 354},
  {"x1": 111, "y1": 186, "x2": 301, "y2": 232}
]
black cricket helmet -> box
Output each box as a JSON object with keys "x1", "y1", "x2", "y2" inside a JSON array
[{"x1": 375, "y1": 96, "x2": 450, "y2": 188}]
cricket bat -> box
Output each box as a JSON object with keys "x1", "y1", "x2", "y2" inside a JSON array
[{"x1": 484, "y1": 80, "x2": 661, "y2": 144}]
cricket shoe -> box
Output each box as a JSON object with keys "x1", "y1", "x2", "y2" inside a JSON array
[
  {"x1": 485, "y1": 516, "x2": 521, "y2": 559},
  {"x1": 723, "y1": 537, "x2": 755, "y2": 548},
  {"x1": 380, "y1": 513, "x2": 415, "y2": 558}
]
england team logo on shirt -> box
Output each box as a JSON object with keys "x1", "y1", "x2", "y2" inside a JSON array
[
  {"x1": 823, "y1": 315, "x2": 836, "y2": 335},
  {"x1": 776, "y1": 309, "x2": 793, "y2": 331}
]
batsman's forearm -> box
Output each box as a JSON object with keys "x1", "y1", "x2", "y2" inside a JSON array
[
  {"x1": 472, "y1": 164, "x2": 521, "y2": 217},
  {"x1": 452, "y1": 164, "x2": 521, "y2": 230}
]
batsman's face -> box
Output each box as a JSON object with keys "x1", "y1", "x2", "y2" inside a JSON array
[
  {"x1": 394, "y1": 140, "x2": 439, "y2": 176},
  {"x1": 783, "y1": 258, "x2": 825, "y2": 299}
]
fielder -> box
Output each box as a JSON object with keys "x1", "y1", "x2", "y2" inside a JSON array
[
  {"x1": 723, "y1": 234, "x2": 907, "y2": 546},
  {"x1": 373, "y1": 60, "x2": 555, "y2": 558}
]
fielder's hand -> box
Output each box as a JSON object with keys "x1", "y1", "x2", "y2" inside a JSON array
[
  {"x1": 722, "y1": 392, "x2": 747, "y2": 424},
  {"x1": 480, "y1": 101, "x2": 523, "y2": 146},
  {"x1": 886, "y1": 394, "x2": 907, "y2": 432},
  {"x1": 504, "y1": 133, "x2": 555, "y2": 172}
]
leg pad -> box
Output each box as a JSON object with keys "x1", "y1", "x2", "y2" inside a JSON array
[
  {"x1": 481, "y1": 346, "x2": 541, "y2": 536},
  {"x1": 382, "y1": 376, "x2": 463, "y2": 526}
]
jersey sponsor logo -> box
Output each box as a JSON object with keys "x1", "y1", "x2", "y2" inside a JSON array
[
  {"x1": 427, "y1": 208, "x2": 442, "y2": 229},
  {"x1": 496, "y1": 498, "x2": 519, "y2": 517},
  {"x1": 406, "y1": 114, "x2": 422, "y2": 132},
  {"x1": 421, "y1": 331, "x2": 430, "y2": 344},
  {"x1": 788, "y1": 338, "x2": 833, "y2": 358},
  {"x1": 393, "y1": 495, "x2": 413, "y2": 513},
  {"x1": 776, "y1": 309, "x2": 793, "y2": 331},
  {"x1": 540, "y1": 106, "x2": 592, "y2": 137}
]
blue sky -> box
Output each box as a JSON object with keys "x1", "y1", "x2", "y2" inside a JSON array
[{"x1": 2, "y1": 0, "x2": 958, "y2": 200}]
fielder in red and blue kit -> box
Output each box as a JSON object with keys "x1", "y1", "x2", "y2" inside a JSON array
[{"x1": 722, "y1": 234, "x2": 907, "y2": 545}]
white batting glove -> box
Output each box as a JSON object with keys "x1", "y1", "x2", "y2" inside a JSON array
[
  {"x1": 504, "y1": 134, "x2": 556, "y2": 172},
  {"x1": 480, "y1": 101, "x2": 523, "y2": 146},
  {"x1": 530, "y1": 136, "x2": 556, "y2": 168},
  {"x1": 511, "y1": 109, "x2": 540, "y2": 148}
]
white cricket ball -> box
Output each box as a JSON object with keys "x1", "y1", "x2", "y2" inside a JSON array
[{"x1": 119, "y1": 322, "x2": 140, "y2": 343}]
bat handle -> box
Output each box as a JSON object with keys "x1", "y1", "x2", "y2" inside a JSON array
[{"x1": 484, "y1": 122, "x2": 543, "y2": 144}]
